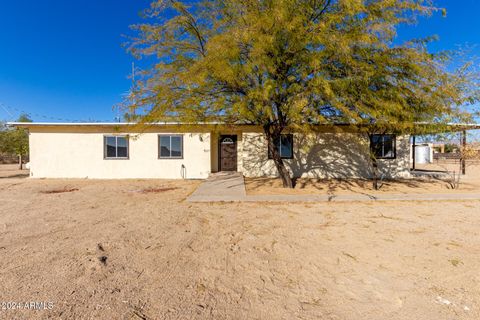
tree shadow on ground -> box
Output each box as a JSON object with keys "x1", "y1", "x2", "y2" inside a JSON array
[
  {"x1": 0, "y1": 172, "x2": 29, "y2": 179},
  {"x1": 245, "y1": 176, "x2": 445, "y2": 194}
]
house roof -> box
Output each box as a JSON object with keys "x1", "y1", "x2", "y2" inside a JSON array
[
  {"x1": 6, "y1": 121, "x2": 221, "y2": 127},
  {"x1": 7, "y1": 121, "x2": 480, "y2": 132}
]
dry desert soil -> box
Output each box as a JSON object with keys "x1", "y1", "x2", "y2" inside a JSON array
[{"x1": 1, "y1": 164, "x2": 480, "y2": 319}]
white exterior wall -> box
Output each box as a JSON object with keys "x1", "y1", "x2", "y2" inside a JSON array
[
  {"x1": 240, "y1": 132, "x2": 411, "y2": 179},
  {"x1": 29, "y1": 132, "x2": 211, "y2": 179}
]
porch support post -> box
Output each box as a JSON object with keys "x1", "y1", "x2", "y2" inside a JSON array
[
  {"x1": 461, "y1": 130, "x2": 466, "y2": 175},
  {"x1": 412, "y1": 135, "x2": 416, "y2": 171}
]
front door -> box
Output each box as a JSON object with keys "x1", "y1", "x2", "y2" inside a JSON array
[{"x1": 219, "y1": 135, "x2": 237, "y2": 171}]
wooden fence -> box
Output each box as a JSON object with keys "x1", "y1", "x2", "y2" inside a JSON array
[
  {"x1": 433, "y1": 153, "x2": 462, "y2": 160},
  {"x1": 0, "y1": 154, "x2": 29, "y2": 164}
]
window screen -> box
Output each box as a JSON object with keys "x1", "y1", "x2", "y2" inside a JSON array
[
  {"x1": 370, "y1": 134, "x2": 396, "y2": 159},
  {"x1": 268, "y1": 134, "x2": 293, "y2": 159},
  {"x1": 159, "y1": 135, "x2": 183, "y2": 158},
  {"x1": 104, "y1": 136, "x2": 129, "y2": 159}
]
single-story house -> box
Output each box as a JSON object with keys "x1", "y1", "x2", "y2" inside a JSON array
[{"x1": 8, "y1": 122, "x2": 414, "y2": 179}]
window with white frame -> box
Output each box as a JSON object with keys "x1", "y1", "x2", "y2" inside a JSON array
[
  {"x1": 159, "y1": 135, "x2": 183, "y2": 158},
  {"x1": 268, "y1": 134, "x2": 293, "y2": 159},
  {"x1": 370, "y1": 134, "x2": 396, "y2": 159},
  {"x1": 104, "y1": 136, "x2": 129, "y2": 159}
]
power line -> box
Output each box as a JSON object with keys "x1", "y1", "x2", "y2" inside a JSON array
[
  {"x1": 0, "y1": 102, "x2": 115, "y2": 123},
  {"x1": 0, "y1": 103, "x2": 15, "y2": 122}
]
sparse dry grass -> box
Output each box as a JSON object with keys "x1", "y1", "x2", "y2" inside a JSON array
[
  {"x1": 40, "y1": 187, "x2": 79, "y2": 194},
  {"x1": 137, "y1": 187, "x2": 179, "y2": 193}
]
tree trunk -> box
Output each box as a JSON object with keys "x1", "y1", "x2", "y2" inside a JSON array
[
  {"x1": 366, "y1": 132, "x2": 380, "y2": 190},
  {"x1": 461, "y1": 130, "x2": 466, "y2": 175},
  {"x1": 273, "y1": 156, "x2": 294, "y2": 188},
  {"x1": 18, "y1": 154, "x2": 23, "y2": 170},
  {"x1": 370, "y1": 154, "x2": 379, "y2": 190},
  {"x1": 265, "y1": 128, "x2": 294, "y2": 188}
]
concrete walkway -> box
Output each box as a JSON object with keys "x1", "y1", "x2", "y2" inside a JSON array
[
  {"x1": 187, "y1": 173, "x2": 480, "y2": 203},
  {"x1": 187, "y1": 172, "x2": 247, "y2": 202}
]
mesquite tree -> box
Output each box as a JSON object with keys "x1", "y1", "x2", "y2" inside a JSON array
[{"x1": 127, "y1": 0, "x2": 478, "y2": 188}]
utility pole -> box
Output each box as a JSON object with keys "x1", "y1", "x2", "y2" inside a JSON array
[
  {"x1": 132, "y1": 61, "x2": 135, "y2": 84},
  {"x1": 412, "y1": 135, "x2": 416, "y2": 171},
  {"x1": 130, "y1": 62, "x2": 136, "y2": 119}
]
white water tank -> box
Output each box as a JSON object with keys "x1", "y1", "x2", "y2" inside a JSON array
[{"x1": 415, "y1": 145, "x2": 431, "y2": 164}]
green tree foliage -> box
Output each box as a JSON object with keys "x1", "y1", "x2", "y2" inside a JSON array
[
  {"x1": 0, "y1": 114, "x2": 32, "y2": 169},
  {"x1": 444, "y1": 143, "x2": 458, "y2": 153},
  {"x1": 127, "y1": 0, "x2": 479, "y2": 187}
]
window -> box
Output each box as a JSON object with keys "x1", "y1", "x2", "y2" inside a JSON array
[
  {"x1": 268, "y1": 134, "x2": 293, "y2": 159},
  {"x1": 104, "y1": 136, "x2": 129, "y2": 159},
  {"x1": 370, "y1": 134, "x2": 396, "y2": 159},
  {"x1": 221, "y1": 137, "x2": 235, "y2": 144},
  {"x1": 159, "y1": 135, "x2": 183, "y2": 159}
]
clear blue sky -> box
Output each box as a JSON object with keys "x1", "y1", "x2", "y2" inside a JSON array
[{"x1": 0, "y1": 0, "x2": 479, "y2": 122}]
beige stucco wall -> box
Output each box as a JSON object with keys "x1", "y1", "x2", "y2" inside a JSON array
[
  {"x1": 25, "y1": 124, "x2": 411, "y2": 180},
  {"x1": 240, "y1": 132, "x2": 411, "y2": 179},
  {"x1": 29, "y1": 131, "x2": 211, "y2": 179}
]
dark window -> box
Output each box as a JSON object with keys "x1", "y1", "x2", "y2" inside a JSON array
[
  {"x1": 159, "y1": 135, "x2": 183, "y2": 159},
  {"x1": 268, "y1": 134, "x2": 293, "y2": 159},
  {"x1": 104, "y1": 136, "x2": 129, "y2": 159},
  {"x1": 370, "y1": 134, "x2": 396, "y2": 159}
]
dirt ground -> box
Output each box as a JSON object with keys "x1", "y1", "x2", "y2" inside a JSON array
[
  {"x1": 1, "y1": 164, "x2": 480, "y2": 320},
  {"x1": 246, "y1": 160, "x2": 480, "y2": 195}
]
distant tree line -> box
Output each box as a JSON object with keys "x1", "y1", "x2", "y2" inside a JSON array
[{"x1": 0, "y1": 114, "x2": 31, "y2": 169}]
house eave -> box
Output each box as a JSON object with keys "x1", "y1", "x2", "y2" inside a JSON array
[
  {"x1": 7, "y1": 121, "x2": 480, "y2": 133},
  {"x1": 6, "y1": 121, "x2": 226, "y2": 127}
]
